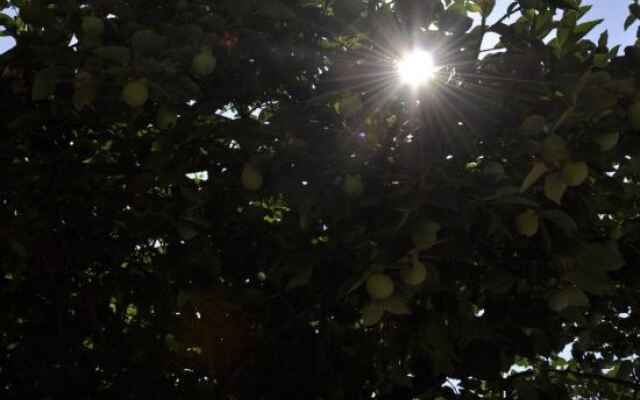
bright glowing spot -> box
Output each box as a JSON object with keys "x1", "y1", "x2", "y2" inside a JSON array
[{"x1": 397, "y1": 50, "x2": 436, "y2": 88}]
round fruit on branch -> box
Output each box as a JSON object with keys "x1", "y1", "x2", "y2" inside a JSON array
[
  {"x1": 366, "y1": 274, "x2": 394, "y2": 300},
  {"x1": 121, "y1": 80, "x2": 149, "y2": 108}
]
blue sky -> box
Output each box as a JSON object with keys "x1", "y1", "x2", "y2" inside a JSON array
[
  {"x1": 568, "y1": 0, "x2": 636, "y2": 45},
  {"x1": 0, "y1": 1, "x2": 636, "y2": 54},
  {"x1": 482, "y1": 0, "x2": 636, "y2": 49}
]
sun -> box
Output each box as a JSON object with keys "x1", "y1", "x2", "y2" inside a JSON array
[{"x1": 397, "y1": 49, "x2": 436, "y2": 88}]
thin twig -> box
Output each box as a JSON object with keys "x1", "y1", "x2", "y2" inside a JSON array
[
  {"x1": 476, "y1": 13, "x2": 487, "y2": 60},
  {"x1": 476, "y1": 4, "x2": 522, "y2": 55},
  {"x1": 489, "y1": 4, "x2": 522, "y2": 31}
]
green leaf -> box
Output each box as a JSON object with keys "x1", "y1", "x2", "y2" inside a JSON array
[
  {"x1": 380, "y1": 296, "x2": 411, "y2": 315},
  {"x1": 533, "y1": 10, "x2": 554, "y2": 39},
  {"x1": 560, "y1": 10, "x2": 578, "y2": 28},
  {"x1": 519, "y1": 114, "x2": 546, "y2": 135},
  {"x1": 566, "y1": 265, "x2": 613, "y2": 295},
  {"x1": 334, "y1": 93, "x2": 362, "y2": 117},
  {"x1": 541, "y1": 209, "x2": 577, "y2": 235},
  {"x1": 439, "y1": 9, "x2": 473, "y2": 33},
  {"x1": 20, "y1": 5, "x2": 56, "y2": 27},
  {"x1": 462, "y1": 340, "x2": 501, "y2": 379},
  {"x1": 575, "y1": 243, "x2": 626, "y2": 272},
  {"x1": 286, "y1": 265, "x2": 313, "y2": 290},
  {"x1": 361, "y1": 302, "x2": 384, "y2": 326},
  {"x1": 585, "y1": 90, "x2": 618, "y2": 118},
  {"x1": 255, "y1": 1, "x2": 297, "y2": 20},
  {"x1": 514, "y1": 379, "x2": 539, "y2": 400},
  {"x1": 593, "y1": 53, "x2": 609, "y2": 67},
  {"x1": 553, "y1": 106, "x2": 575, "y2": 131},
  {"x1": 555, "y1": 27, "x2": 570, "y2": 51},
  {"x1": 8, "y1": 239, "x2": 27, "y2": 257},
  {"x1": 565, "y1": 287, "x2": 590, "y2": 308},
  {"x1": 625, "y1": 14, "x2": 636, "y2": 31},
  {"x1": 543, "y1": 173, "x2": 567, "y2": 205},
  {"x1": 471, "y1": 0, "x2": 495, "y2": 17},
  {"x1": 617, "y1": 360, "x2": 634, "y2": 378},
  {"x1": 73, "y1": 72, "x2": 98, "y2": 110},
  {"x1": 520, "y1": 162, "x2": 549, "y2": 193},
  {"x1": 492, "y1": 196, "x2": 541, "y2": 208},
  {"x1": 609, "y1": 45, "x2": 621, "y2": 58},
  {"x1": 73, "y1": 85, "x2": 97, "y2": 110},
  {"x1": 466, "y1": 3, "x2": 482, "y2": 13},
  {"x1": 177, "y1": 24, "x2": 203, "y2": 44},
  {"x1": 542, "y1": 135, "x2": 568, "y2": 164},
  {"x1": 492, "y1": 186, "x2": 519, "y2": 198},
  {"x1": 574, "y1": 20, "x2": 603, "y2": 40},
  {"x1": 131, "y1": 29, "x2": 164, "y2": 54},
  {"x1": 229, "y1": 0, "x2": 252, "y2": 18},
  {"x1": 177, "y1": 225, "x2": 198, "y2": 240},
  {"x1": 0, "y1": 12, "x2": 15, "y2": 29},
  {"x1": 176, "y1": 290, "x2": 191, "y2": 308},
  {"x1": 31, "y1": 67, "x2": 56, "y2": 101},
  {"x1": 598, "y1": 30, "x2": 608, "y2": 48},
  {"x1": 557, "y1": 0, "x2": 579, "y2": 10},
  {"x1": 93, "y1": 46, "x2": 131, "y2": 65},
  {"x1": 388, "y1": 367, "x2": 413, "y2": 387},
  {"x1": 483, "y1": 269, "x2": 515, "y2": 294}
]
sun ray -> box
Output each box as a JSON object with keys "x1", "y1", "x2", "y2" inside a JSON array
[{"x1": 397, "y1": 49, "x2": 436, "y2": 88}]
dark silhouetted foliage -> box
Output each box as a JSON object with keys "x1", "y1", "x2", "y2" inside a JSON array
[{"x1": 1, "y1": 0, "x2": 640, "y2": 398}]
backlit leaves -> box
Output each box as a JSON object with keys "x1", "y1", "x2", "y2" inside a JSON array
[{"x1": 2, "y1": 0, "x2": 639, "y2": 399}]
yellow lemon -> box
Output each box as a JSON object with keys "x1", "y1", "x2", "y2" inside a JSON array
[
  {"x1": 366, "y1": 274, "x2": 394, "y2": 299},
  {"x1": 241, "y1": 163, "x2": 263, "y2": 191},
  {"x1": 561, "y1": 161, "x2": 588, "y2": 187},
  {"x1": 121, "y1": 80, "x2": 149, "y2": 108},
  {"x1": 515, "y1": 211, "x2": 538, "y2": 237},
  {"x1": 192, "y1": 51, "x2": 217, "y2": 75},
  {"x1": 82, "y1": 16, "x2": 105, "y2": 37}
]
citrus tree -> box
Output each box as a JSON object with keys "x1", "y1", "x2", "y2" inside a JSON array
[{"x1": 1, "y1": 0, "x2": 640, "y2": 398}]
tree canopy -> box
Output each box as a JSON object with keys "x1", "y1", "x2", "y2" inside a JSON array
[{"x1": 1, "y1": 0, "x2": 640, "y2": 398}]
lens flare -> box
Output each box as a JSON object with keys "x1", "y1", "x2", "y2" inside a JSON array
[{"x1": 397, "y1": 50, "x2": 436, "y2": 88}]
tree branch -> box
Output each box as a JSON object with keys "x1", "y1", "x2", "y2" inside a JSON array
[
  {"x1": 475, "y1": 13, "x2": 487, "y2": 60},
  {"x1": 477, "y1": 3, "x2": 522, "y2": 54},
  {"x1": 489, "y1": 4, "x2": 522, "y2": 31},
  {"x1": 507, "y1": 368, "x2": 640, "y2": 390}
]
